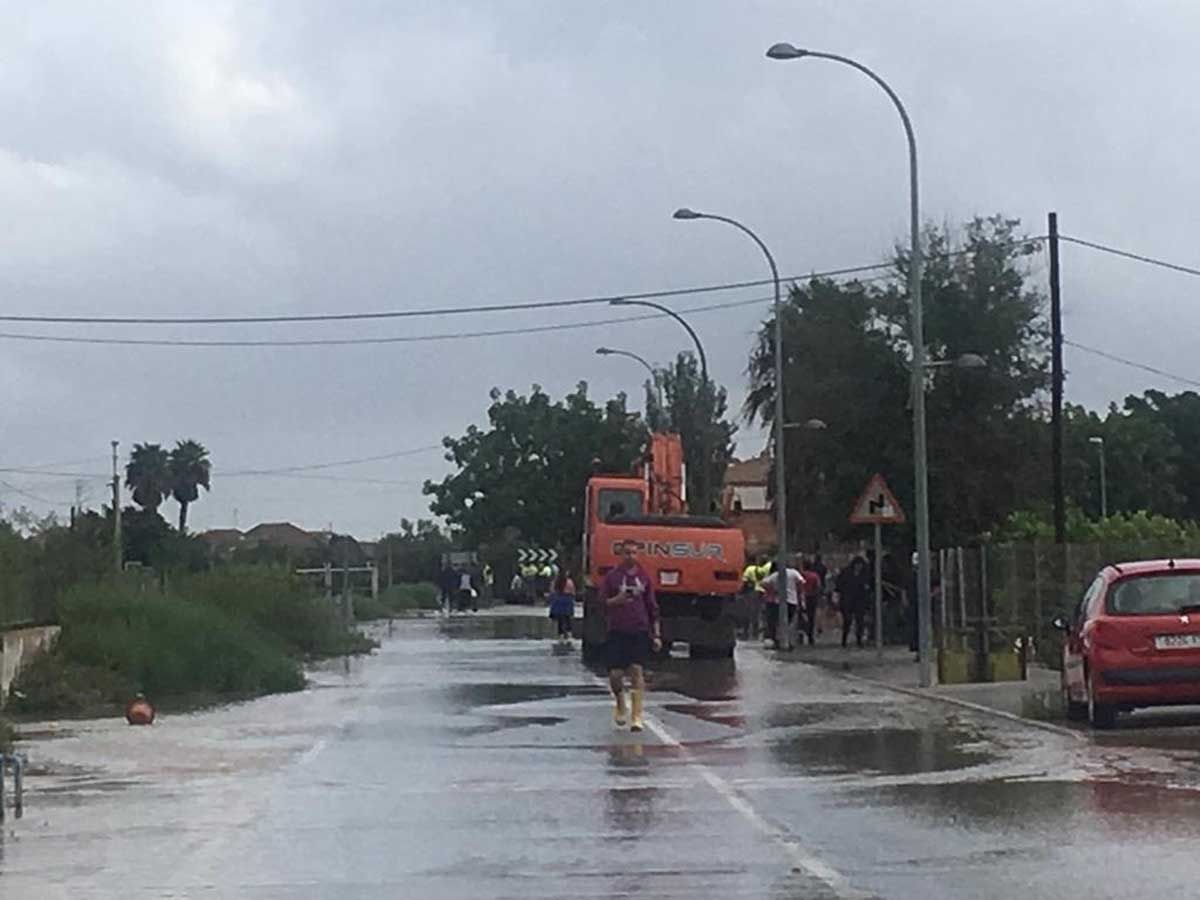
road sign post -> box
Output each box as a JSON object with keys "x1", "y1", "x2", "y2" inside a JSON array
[
  {"x1": 874, "y1": 522, "x2": 883, "y2": 657},
  {"x1": 849, "y1": 474, "x2": 906, "y2": 658}
]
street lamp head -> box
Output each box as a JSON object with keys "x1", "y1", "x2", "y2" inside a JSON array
[
  {"x1": 766, "y1": 42, "x2": 809, "y2": 60},
  {"x1": 954, "y1": 352, "x2": 988, "y2": 370},
  {"x1": 595, "y1": 347, "x2": 614, "y2": 356},
  {"x1": 1089, "y1": 436, "x2": 1104, "y2": 446},
  {"x1": 672, "y1": 207, "x2": 704, "y2": 220},
  {"x1": 804, "y1": 418, "x2": 828, "y2": 431}
]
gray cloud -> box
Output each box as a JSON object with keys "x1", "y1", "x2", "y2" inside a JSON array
[{"x1": 0, "y1": 1, "x2": 1196, "y2": 535}]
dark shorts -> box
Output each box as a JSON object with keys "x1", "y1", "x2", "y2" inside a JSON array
[{"x1": 605, "y1": 630, "x2": 651, "y2": 670}]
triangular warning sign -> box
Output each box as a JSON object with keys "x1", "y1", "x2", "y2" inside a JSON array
[{"x1": 849, "y1": 474, "x2": 906, "y2": 525}]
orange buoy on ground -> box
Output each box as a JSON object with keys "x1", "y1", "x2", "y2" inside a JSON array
[{"x1": 125, "y1": 696, "x2": 156, "y2": 726}]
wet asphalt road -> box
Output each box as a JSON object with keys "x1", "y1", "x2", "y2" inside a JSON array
[{"x1": 6, "y1": 616, "x2": 1200, "y2": 898}]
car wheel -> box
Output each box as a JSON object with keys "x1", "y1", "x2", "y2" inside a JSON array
[
  {"x1": 1086, "y1": 671, "x2": 1118, "y2": 729},
  {"x1": 1062, "y1": 674, "x2": 1087, "y2": 722}
]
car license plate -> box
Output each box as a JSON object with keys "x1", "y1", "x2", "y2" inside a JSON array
[
  {"x1": 659, "y1": 571, "x2": 680, "y2": 586},
  {"x1": 1154, "y1": 633, "x2": 1200, "y2": 650}
]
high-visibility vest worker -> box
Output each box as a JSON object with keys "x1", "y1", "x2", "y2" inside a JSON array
[{"x1": 742, "y1": 563, "x2": 763, "y2": 592}]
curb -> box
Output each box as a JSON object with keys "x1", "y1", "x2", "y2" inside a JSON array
[{"x1": 838, "y1": 670, "x2": 1086, "y2": 741}]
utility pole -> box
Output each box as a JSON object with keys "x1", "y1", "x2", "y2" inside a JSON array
[
  {"x1": 1049, "y1": 212, "x2": 1065, "y2": 544},
  {"x1": 111, "y1": 440, "x2": 123, "y2": 574}
]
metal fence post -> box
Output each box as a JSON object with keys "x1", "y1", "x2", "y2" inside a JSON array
[{"x1": 957, "y1": 546, "x2": 967, "y2": 632}]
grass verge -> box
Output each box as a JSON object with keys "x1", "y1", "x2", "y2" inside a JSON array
[
  {"x1": 379, "y1": 582, "x2": 441, "y2": 613},
  {"x1": 10, "y1": 567, "x2": 375, "y2": 718}
]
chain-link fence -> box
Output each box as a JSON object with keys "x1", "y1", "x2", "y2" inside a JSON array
[{"x1": 938, "y1": 540, "x2": 1200, "y2": 669}]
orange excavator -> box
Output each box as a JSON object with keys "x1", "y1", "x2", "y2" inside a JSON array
[{"x1": 581, "y1": 433, "x2": 746, "y2": 659}]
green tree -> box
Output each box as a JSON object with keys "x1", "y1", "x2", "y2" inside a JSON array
[
  {"x1": 1064, "y1": 399, "x2": 1183, "y2": 519},
  {"x1": 746, "y1": 215, "x2": 1050, "y2": 546},
  {"x1": 1123, "y1": 390, "x2": 1200, "y2": 517},
  {"x1": 425, "y1": 383, "x2": 647, "y2": 548},
  {"x1": 378, "y1": 518, "x2": 453, "y2": 583},
  {"x1": 644, "y1": 352, "x2": 737, "y2": 514},
  {"x1": 125, "y1": 443, "x2": 172, "y2": 513},
  {"x1": 169, "y1": 439, "x2": 212, "y2": 533},
  {"x1": 747, "y1": 277, "x2": 910, "y2": 546}
]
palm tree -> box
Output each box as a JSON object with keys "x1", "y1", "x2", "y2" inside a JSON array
[
  {"x1": 125, "y1": 443, "x2": 172, "y2": 514},
  {"x1": 170, "y1": 439, "x2": 211, "y2": 533}
]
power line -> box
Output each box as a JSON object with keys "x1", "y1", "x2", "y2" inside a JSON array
[
  {"x1": 0, "y1": 479, "x2": 67, "y2": 508},
  {"x1": 0, "y1": 268, "x2": 910, "y2": 350},
  {"x1": 0, "y1": 235, "x2": 1045, "y2": 329},
  {"x1": 1064, "y1": 339, "x2": 1200, "y2": 390},
  {"x1": 218, "y1": 444, "x2": 445, "y2": 476},
  {"x1": 0, "y1": 295, "x2": 779, "y2": 347},
  {"x1": 220, "y1": 472, "x2": 423, "y2": 486},
  {"x1": 0, "y1": 264, "x2": 893, "y2": 326},
  {"x1": 1059, "y1": 235, "x2": 1200, "y2": 279}
]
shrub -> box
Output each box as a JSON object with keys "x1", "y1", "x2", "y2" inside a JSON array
[
  {"x1": 353, "y1": 593, "x2": 389, "y2": 621},
  {"x1": 380, "y1": 582, "x2": 440, "y2": 612},
  {"x1": 173, "y1": 566, "x2": 373, "y2": 658},
  {"x1": 53, "y1": 582, "x2": 305, "y2": 699},
  {"x1": 11, "y1": 566, "x2": 380, "y2": 716}
]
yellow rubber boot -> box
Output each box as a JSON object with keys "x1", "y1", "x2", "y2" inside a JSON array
[
  {"x1": 613, "y1": 690, "x2": 627, "y2": 727},
  {"x1": 630, "y1": 687, "x2": 644, "y2": 732}
]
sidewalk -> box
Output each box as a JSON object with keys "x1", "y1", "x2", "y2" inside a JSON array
[{"x1": 763, "y1": 637, "x2": 1067, "y2": 727}]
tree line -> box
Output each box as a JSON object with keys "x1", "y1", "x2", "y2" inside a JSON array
[{"x1": 425, "y1": 213, "x2": 1200, "y2": 553}]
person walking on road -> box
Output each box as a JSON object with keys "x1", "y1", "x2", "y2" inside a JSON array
[
  {"x1": 548, "y1": 572, "x2": 576, "y2": 644},
  {"x1": 836, "y1": 556, "x2": 871, "y2": 648},
  {"x1": 601, "y1": 540, "x2": 661, "y2": 732}
]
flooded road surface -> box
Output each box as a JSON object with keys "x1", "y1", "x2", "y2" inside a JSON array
[{"x1": 6, "y1": 616, "x2": 1200, "y2": 898}]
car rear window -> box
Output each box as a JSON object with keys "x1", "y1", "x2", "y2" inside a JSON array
[{"x1": 1107, "y1": 572, "x2": 1200, "y2": 615}]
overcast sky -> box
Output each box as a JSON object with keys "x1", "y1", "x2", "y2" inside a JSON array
[{"x1": 1, "y1": 1, "x2": 1197, "y2": 537}]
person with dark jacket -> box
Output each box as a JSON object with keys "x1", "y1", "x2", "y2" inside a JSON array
[{"x1": 836, "y1": 556, "x2": 871, "y2": 648}]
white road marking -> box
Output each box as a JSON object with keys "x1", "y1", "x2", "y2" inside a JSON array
[{"x1": 640, "y1": 709, "x2": 872, "y2": 899}]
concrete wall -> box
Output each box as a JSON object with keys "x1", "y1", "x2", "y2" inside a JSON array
[{"x1": 1, "y1": 624, "x2": 60, "y2": 707}]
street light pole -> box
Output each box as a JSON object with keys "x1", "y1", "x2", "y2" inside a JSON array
[
  {"x1": 673, "y1": 208, "x2": 789, "y2": 650},
  {"x1": 767, "y1": 42, "x2": 933, "y2": 685},
  {"x1": 1089, "y1": 436, "x2": 1108, "y2": 519},
  {"x1": 596, "y1": 346, "x2": 663, "y2": 412},
  {"x1": 609, "y1": 298, "x2": 711, "y2": 514}
]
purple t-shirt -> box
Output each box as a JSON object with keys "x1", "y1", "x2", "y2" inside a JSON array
[{"x1": 601, "y1": 563, "x2": 659, "y2": 634}]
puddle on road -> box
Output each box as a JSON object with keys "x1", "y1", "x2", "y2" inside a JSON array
[
  {"x1": 438, "y1": 616, "x2": 562, "y2": 641},
  {"x1": 661, "y1": 703, "x2": 745, "y2": 728},
  {"x1": 450, "y1": 714, "x2": 568, "y2": 737},
  {"x1": 447, "y1": 682, "x2": 608, "y2": 709},
  {"x1": 858, "y1": 777, "x2": 1200, "y2": 837},
  {"x1": 771, "y1": 724, "x2": 994, "y2": 776}
]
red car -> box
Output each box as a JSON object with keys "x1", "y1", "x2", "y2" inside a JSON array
[{"x1": 1058, "y1": 559, "x2": 1200, "y2": 728}]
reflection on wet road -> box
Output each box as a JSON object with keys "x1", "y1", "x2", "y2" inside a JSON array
[{"x1": 6, "y1": 616, "x2": 1200, "y2": 898}]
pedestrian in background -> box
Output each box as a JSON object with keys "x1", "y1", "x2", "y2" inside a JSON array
[
  {"x1": 439, "y1": 564, "x2": 458, "y2": 615},
  {"x1": 761, "y1": 560, "x2": 803, "y2": 648},
  {"x1": 458, "y1": 567, "x2": 477, "y2": 613},
  {"x1": 601, "y1": 540, "x2": 661, "y2": 732},
  {"x1": 836, "y1": 556, "x2": 871, "y2": 648},
  {"x1": 548, "y1": 572, "x2": 576, "y2": 644},
  {"x1": 800, "y1": 557, "x2": 822, "y2": 646}
]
